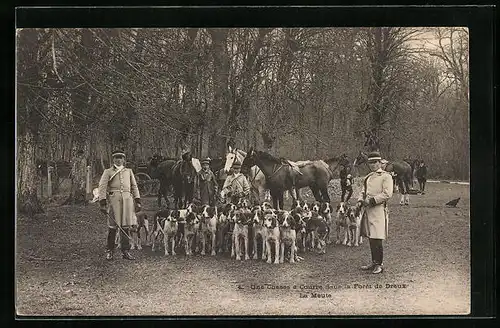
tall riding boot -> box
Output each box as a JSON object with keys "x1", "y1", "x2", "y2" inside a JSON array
[
  {"x1": 106, "y1": 228, "x2": 117, "y2": 260},
  {"x1": 120, "y1": 228, "x2": 135, "y2": 260},
  {"x1": 371, "y1": 238, "x2": 384, "y2": 274},
  {"x1": 361, "y1": 238, "x2": 377, "y2": 270}
]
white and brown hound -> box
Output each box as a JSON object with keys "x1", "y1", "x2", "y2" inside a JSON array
[
  {"x1": 319, "y1": 202, "x2": 334, "y2": 245},
  {"x1": 130, "y1": 211, "x2": 150, "y2": 250},
  {"x1": 162, "y1": 210, "x2": 179, "y2": 255},
  {"x1": 199, "y1": 205, "x2": 218, "y2": 256},
  {"x1": 263, "y1": 210, "x2": 280, "y2": 264},
  {"x1": 346, "y1": 206, "x2": 363, "y2": 247},
  {"x1": 183, "y1": 212, "x2": 200, "y2": 256},
  {"x1": 335, "y1": 202, "x2": 349, "y2": 245},
  {"x1": 232, "y1": 210, "x2": 252, "y2": 261},
  {"x1": 251, "y1": 205, "x2": 267, "y2": 260},
  {"x1": 307, "y1": 211, "x2": 330, "y2": 254},
  {"x1": 151, "y1": 209, "x2": 171, "y2": 252},
  {"x1": 277, "y1": 210, "x2": 297, "y2": 264}
]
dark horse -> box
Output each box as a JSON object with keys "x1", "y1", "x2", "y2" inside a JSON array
[
  {"x1": 148, "y1": 156, "x2": 178, "y2": 208},
  {"x1": 170, "y1": 152, "x2": 197, "y2": 209},
  {"x1": 353, "y1": 151, "x2": 412, "y2": 205},
  {"x1": 207, "y1": 157, "x2": 228, "y2": 191},
  {"x1": 241, "y1": 148, "x2": 296, "y2": 210},
  {"x1": 242, "y1": 148, "x2": 345, "y2": 209}
]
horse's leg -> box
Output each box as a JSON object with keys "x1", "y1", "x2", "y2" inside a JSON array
[
  {"x1": 270, "y1": 190, "x2": 278, "y2": 210},
  {"x1": 320, "y1": 186, "x2": 330, "y2": 203},
  {"x1": 404, "y1": 179, "x2": 410, "y2": 205},
  {"x1": 157, "y1": 188, "x2": 162, "y2": 208},
  {"x1": 280, "y1": 192, "x2": 285, "y2": 211},
  {"x1": 310, "y1": 186, "x2": 321, "y2": 202},
  {"x1": 398, "y1": 179, "x2": 405, "y2": 205}
]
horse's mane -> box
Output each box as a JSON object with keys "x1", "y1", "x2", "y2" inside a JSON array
[{"x1": 256, "y1": 151, "x2": 282, "y2": 164}]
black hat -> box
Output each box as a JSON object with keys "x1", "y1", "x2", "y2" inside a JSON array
[
  {"x1": 112, "y1": 150, "x2": 126, "y2": 158},
  {"x1": 232, "y1": 158, "x2": 242, "y2": 169},
  {"x1": 367, "y1": 151, "x2": 382, "y2": 162}
]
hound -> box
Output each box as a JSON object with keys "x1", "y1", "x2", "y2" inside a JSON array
[
  {"x1": 263, "y1": 210, "x2": 280, "y2": 264},
  {"x1": 277, "y1": 210, "x2": 297, "y2": 264}
]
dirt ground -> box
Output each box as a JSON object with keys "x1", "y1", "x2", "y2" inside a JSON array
[{"x1": 16, "y1": 182, "x2": 470, "y2": 316}]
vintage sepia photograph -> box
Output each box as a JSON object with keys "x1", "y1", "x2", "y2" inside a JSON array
[{"x1": 16, "y1": 25, "x2": 471, "y2": 316}]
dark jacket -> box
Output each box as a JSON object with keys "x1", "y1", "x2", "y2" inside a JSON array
[
  {"x1": 416, "y1": 164, "x2": 427, "y2": 180},
  {"x1": 194, "y1": 169, "x2": 219, "y2": 206}
]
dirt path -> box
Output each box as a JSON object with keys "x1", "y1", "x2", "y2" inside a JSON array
[{"x1": 16, "y1": 183, "x2": 470, "y2": 316}]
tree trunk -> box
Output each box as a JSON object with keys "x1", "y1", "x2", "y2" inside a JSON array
[
  {"x1": 17, "y1": 131, "x2": 44, "y2": 215},
  {"x1": 209, "y1": 29, "x2": 231, "y2": 155},
  {"x1": 63, "y1": 153, "x2": 87, "y2": 205}
]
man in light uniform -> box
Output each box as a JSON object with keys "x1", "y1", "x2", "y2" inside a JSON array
[
  {"x1": 221, "y1": 158, "x2": 250, "y2": 205},
  {"x1": 98, "y1": 150, "x2": 141, "y2": 261},
  {"x1": 356, "y1": 151, "x2": 393, "y2": 274}
]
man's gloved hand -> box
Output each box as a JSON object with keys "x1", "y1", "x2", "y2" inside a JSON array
[
  {"x1": 135, "y1": 198, "x2": 141, "y2": 212},
  {"x1": 99, "y1": 199, "x2": 107, "y2": 214}
]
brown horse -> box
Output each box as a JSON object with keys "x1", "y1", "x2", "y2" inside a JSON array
[
  {"x1": 148, "y1": 157, "x2": 177, "y2": 208},
  {"x1": 171, "y1": 152, "x2": 197, "y2": 209},
  {"x1": 241, "y1": 148, "x2": 296, "y2": 210},
  {"x1": 291, "y1": 156, "x2": 347, "y2": 204},
  {"x1": 208, "y1": 156, "x2": 228, "y2": 191},
  {"x1": 353, "y1": 151, "x2": 412, "y2": 205},
  {"x1": 242, "y1": 148, "x2": 345, "y2": 209}
]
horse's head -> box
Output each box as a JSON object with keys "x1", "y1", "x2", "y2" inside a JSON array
[
  {"x1": 148, "y1": 155, "x2": 164, "y2": 175},
  {"x1": 240, "y1": 147, "x2": 257, "y2": 174},
  {"x1": 181, "y1": 151, "x2": 192, "y2": 162},
  {"x1": 224, "y1": 146, "x2": 246, "y2": 173}
]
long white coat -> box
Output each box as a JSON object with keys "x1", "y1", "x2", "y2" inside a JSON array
[
  {"x1": 98, "y1": 166, "x2": 141, "y2": 228},
  {"x1": 358, "y1": 168, "x2": 393, "y2": 239}
]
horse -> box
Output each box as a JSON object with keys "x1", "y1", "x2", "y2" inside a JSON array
[
  {"x1": 286, "y1": 156, "x2": 346, "y2": 204},
  {"x1": 240, "y1": 148, "x2": 297, "y2": 210},
  {"x1": 241, "y1": 148, "x2": 346, "y2": 210},
  {"x1": 171, "y1": 152, "x2": 197, "y2": 209},
  {"x1": 223, "y1": 146, "x2": 270, "y2": 205},
  {"x1": 148, "y1": 156, "x2": 179, "y2": 208},
  {"x1": 353, "y1": 151, "x2": 412, "y2": 205}
]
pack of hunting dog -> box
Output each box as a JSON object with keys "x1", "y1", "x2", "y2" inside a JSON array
[{"x1": 86, "y1": 136, "x2": 433, "y2": 275}]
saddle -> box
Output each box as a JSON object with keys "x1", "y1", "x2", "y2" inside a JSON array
[{"x1": 284, "y1": 159, "x2": 311, "y2": 175}]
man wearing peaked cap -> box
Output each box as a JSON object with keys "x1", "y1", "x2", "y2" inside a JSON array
[
  {"x1": 221, "y1": 158, "x2": 250, "y2": 205},
  {"x1": 98, "y1": 149, "x2": 141, "y2": 261},
  {"x1": 194, "y1": 157, "x2": 219, "y2": 206},
  {"x1": 356, "y1": 151, "x2": 393, "y2": 274}
]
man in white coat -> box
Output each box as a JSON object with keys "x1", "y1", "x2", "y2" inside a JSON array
[
  {"x1": 98, "y1": 150, "x2": 141, "y2": 261},
  {"x1": 221, "y1": 158, "x2": 250, "y2": 205},
  {"x1": 356, "y1": 151, "x2": 393, "y2": 274}
]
